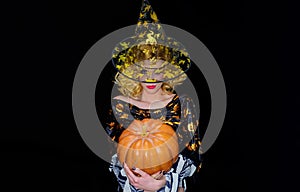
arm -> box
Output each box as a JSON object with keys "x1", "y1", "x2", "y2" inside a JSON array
[
  {"x1": 102, "y1": 99, "x2": 133, "y2": 143},
  {"x1": 164, "y1": 95, "x2": 202, "y2": 191},
  {"x1": 178, "y1": 95, "x2": 202, "y2": 169},
  {"x1": 123, "y1": 162, "x2": 166, "y2": 192},
  {"x1": 165, "y1": 94, "x2": 202, "y2": 169}
]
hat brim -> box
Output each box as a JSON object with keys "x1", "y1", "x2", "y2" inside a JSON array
[{"x1": 112, "y1": 35, "x2": 191, "y2": 82}]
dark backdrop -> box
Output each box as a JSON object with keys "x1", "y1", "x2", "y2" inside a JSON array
[{"x1": 3, "y1": 0, "x2": 297, "y2": 191}]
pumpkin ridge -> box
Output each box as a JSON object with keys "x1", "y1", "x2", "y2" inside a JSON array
[
  {"x1": 130, "y1": 139, "x2": 144, "y2": 169},
  {"x1": 162, "y1": 135, "x2": 178, "y2": 164},
  {"x1": 119, "y1": 136, "x2": 138, "y2": 165},
  {"x1": 144, "y1": 136, "x2": 164, "y2": 151},
  {"x1": 165, "y1": 136, "x2": 179, "y2": 163},
  {"x1": 153, "y1": 143, "x2": 162, "y2": 173},
  {"x1": 148, "y1": 133, "x2": 178, "y2": 164},
  {"x1": 147, "y1": 134, "x2": 169, "y2": 147},
  {"x1": 141, "y1": 137, "x2": 155, "y2": 169},
  {"x1": 141, "y1": 138, "x2": 145, "y2": 169},
  {"x1": 150, "y1": 130, "x2": 177, "y2": 145},
  {"x1": 151, "y1": 130, "x2": 176, "y2": 138}
]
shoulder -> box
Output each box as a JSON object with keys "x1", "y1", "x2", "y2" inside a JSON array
[
  {"x1": 110, "y1": 95, "x2": 132, "y2": 113},
  {"x1": 178, "y1": 94, "x2": 198, "y2": 109},
  {"x1": 178, "y1": 94, "x2": 195, "y2": 102},
  {"x1": 111, "y1": 95, "x2": 129, "y2": 111},
  {"x1": 113, "y1": 95, "x2": 141, "y2": 108},
  {"x1": 113, "y1": 95, "x2": 129, "y2": 103},
  {"x1": 165, "y1": 94, "x2": 194, "y2": 106}
]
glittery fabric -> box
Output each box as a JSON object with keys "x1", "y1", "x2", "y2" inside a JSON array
[
  {"x1": 111, "y1": 0, "x2": 191, "y2": 83},
  {"x1": 102, "y1": 94, "x2": 202, "y2": 191}
]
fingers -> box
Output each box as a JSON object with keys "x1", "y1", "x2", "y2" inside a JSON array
[
  {"x1": 132, "y1": 167, "x2": 147, "y2": 178},
  {"x1": 123, "y1": 162, "x2": 138, "y2": 183},
  {"x1": 123, "y1": 162, "x2": 147, "y2": 190},
  {"x1": 155, "y1": 172, "x2": 163, "y2": 180},
  {"x1": 123, "y1": 164, "x2": 166, "y2": 191},
  {"x1": 151, "y1": 171, "x2": 163, "y2": 180}
]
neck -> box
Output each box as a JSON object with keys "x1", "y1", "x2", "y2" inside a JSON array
[{"x1": 140, "y1": 89, "x2": 164, "y2": 103}]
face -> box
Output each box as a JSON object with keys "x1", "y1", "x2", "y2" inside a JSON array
[{"x1": 138, "y1": 60, "x2": 165, "y2": 94}]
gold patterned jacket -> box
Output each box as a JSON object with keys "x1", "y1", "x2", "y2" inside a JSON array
[{"x1": 102, "y1": 94, "x2": 202, "y2": 169}]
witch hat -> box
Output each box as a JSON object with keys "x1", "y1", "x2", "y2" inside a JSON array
[{"x1": 112, "y1": 0, "x2": 191, "y2": 83}]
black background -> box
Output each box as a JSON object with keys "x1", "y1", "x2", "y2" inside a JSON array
[{"x1": 2, "y1": 0, "x2": 298, "y2": 191}]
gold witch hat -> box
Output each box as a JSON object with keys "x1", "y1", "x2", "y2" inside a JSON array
[{"x1": 112, "y1": 0, "x2": 191, "y2": 83}]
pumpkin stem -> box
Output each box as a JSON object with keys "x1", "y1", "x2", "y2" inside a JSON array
[{"x1": 141, "y1": 125, "x2": 149, "y2": 137}]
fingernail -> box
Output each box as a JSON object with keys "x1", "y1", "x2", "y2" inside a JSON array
[
  {"x1": 132, "y1": 166, "x2": 136, "y2": 170},
  {"x1": 159, "y1": 171, "x2": 162, "y2": 174}
]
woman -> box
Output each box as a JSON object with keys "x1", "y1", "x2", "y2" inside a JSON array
[{"x1": 102, "y1": 43, "x2": 202, "y2": 192}]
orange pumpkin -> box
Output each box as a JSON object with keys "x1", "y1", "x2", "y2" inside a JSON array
[{"x1": 117, "y1": 118, "x2": 179, "y2": 176}]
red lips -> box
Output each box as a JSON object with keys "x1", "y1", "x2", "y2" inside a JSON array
[{"x1": 146, "y1": 85, "x2": 156, "y2": 89}]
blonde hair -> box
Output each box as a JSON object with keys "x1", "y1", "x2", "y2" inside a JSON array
[{"x1": 114, "y1": 43, "x2": 187, "y2": 99}]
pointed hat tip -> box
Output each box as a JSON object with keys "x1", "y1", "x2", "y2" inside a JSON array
[{"x1": 138, "y1": 0, "x2": 159, "y2": 24}]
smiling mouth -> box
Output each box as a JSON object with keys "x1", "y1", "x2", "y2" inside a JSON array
[{"x1": 146, "y1": 85, "x2": 156, "y2": 89}]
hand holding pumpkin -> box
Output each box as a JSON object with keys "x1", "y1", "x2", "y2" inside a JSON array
[{"x1": 123, "y1": 162, "x2": 166, "y2": 191}]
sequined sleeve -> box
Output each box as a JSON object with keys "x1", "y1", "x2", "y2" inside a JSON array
[
  {"x1": 177, "y1": 95, "x2": 202, "y2": 169},
  {"x1": 103, "y1": 99, "x2": 134, "y2": 143}
]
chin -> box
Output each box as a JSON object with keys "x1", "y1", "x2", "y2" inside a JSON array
[{"x1": 144, "y1": 88, "x2": 160, "y2": 94}]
